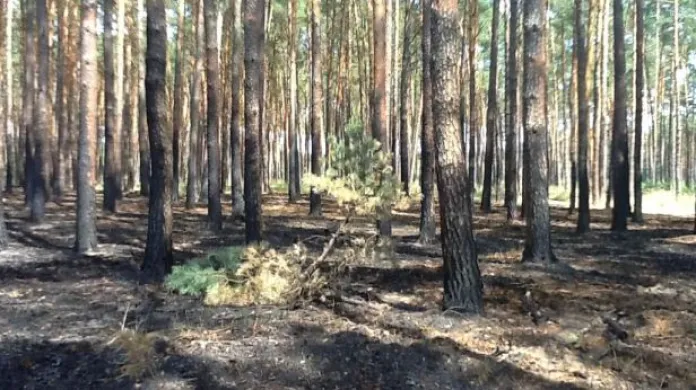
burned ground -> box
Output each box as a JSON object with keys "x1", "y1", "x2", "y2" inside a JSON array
[{"x1": 1, "y1": 192, "x2": 695, "y2": 389}]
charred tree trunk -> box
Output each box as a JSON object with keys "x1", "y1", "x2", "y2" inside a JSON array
[
  {"x1": 418, "y1": 0, "x2": 436, "y2": 244},
  {"x1": 141, "y1": 0, "x2": 174, "y2": 283},
  {"x1": 504, "y1": 0, "x2": 519, "y2": 221},
  {"x1": 430, "y1": 0, "x2": 483, "y2": 314},
  {"x1": 611, "y1": 0, "x2": 630, "y2": 232},
  {"x1": 481, "y1": 0, "x2": 500, "y2": 213}
]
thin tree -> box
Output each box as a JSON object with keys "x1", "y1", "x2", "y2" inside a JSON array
[
  {"x1": 398, "y1": 3, "x2": 412, "y2": 195},
  {"x1": 669, "y1": 0, "x2": 680, "y2": 197},
  {"x1": 633, "y1": 0, "x2": 644, "y2": 223},
  {"x1": 32, "y1": 0, "x2": 50, "y2": 222},
  {"x1": 468, "y1": 0, "x2": 478, "y2": 197},
  {"x1": 230, "y1": 0, "x2": 245, "y2": 214},
  {"x1": 172, "y1": 0, "x2": 186, "y2": 201},
  {"x1": 141, "y1": 0, "x2": 173, "y2": 283},
  {"x1": 418, "y1": 0, "x2": 436, "y2": 244},
  {"x1": 504, "y1": 0, "x2": 518, "y2": 221},
  {"x1": 186, "y1": 0, "x2": 203, "y2": 209},
  {"x1": 23, "y1": 2, "x2": 36, "y2": 207},
  {"x1": 53, "y1": 0, "x2": 68, "y2": 198},
  {"x1": 481, "y1": 0, "x2": 500, "y2": 213},
  {"x1": 243, "y1": 0, "x2": 265, "y2": 243},
  {"x1": 372, "y1": 0, "x2": 392, "y2": 238},
  {"x1": 309, "y1": 0, "x2": 322, "y2": 216},
  {"x1": 103, "y1": 0, "x2": 123, "y2": 213},
  {"x1": 4, "y1": 0, "x2": 13, "y2": 195},
  {"x1": 75, "y1": 0, "x2": 99, "y2": 254},
  {"x1": 575, "y1": 0, "x2": 590, "y2": 233},
  {"x1": 430, "y1": 0, "x2": 483, "y2": 314},
  {"x1": 136, "y1": 0, "x2": 150, "y2": 197},
  {"x1": 522, "y1": 0, "x2": 556, "y2": 263},
  {"x1": 287, "y1": 0, "x2": 300, "y2": 203},
  {"x1": 611, "y1": 0, "x2": 629, "y2": 232},
  {"x1": 205, "y1": 0, "x2": 222, "y2": 231}
]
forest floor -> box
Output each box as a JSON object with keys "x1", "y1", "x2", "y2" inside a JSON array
[{"x1": 1, "y1": 191, "x2": 695, "y2": 389}]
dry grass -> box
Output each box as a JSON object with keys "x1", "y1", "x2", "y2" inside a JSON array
[{"x1": 108, "y1": 329, "x2": 160, "y2": 380}]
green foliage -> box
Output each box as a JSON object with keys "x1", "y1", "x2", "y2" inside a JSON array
[
  {"x1": 303, "y1": 122, "x2": 399, "y2": 217},
  {"x1": 164, "y1": 246, "x2": 244, "y2": 297}
]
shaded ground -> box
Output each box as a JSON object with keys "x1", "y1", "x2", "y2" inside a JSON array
[{"x1": 1, "y1": 191, "x2": 695, "y2": 389}]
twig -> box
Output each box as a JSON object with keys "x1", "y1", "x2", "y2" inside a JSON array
[{"x1": 121, "y1": 302, "x2": 131, "y2": 331}]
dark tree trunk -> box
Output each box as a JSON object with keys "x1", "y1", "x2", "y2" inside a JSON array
[
  {"x1": 103, "y1": 0, "x2": 122, "y2": 213},
  {"x1": 611, "y1": 0, "x2": 629, "y2": 232},
  {"x1": 205, "y1": 0, "x2": 222, "y2": 231},
  {"x1": 186, "y1": 0, "x2": 203, "y2": 209},
  {"x1": 399, "y1": 4, "x2": 412, "y2": 195},
  {"x1": 75, "y1": 0, "x2": 99, "y2": 254},
  {"x1": 287, "y1": 0, "x2": 300, "y2": 203},
  {"x1": 309, "y1": 0, "x2": 322, "y2": 216},
  {"x1": 522, "y1": 0, "x2": 556, "y2": 263},
  {"x1": 481, "y1": 0, "x2": 500, "y2": 213},
  {"x1": 243, "y1": 0, "x2": 265, "y2": 243},
  {"x1": 171, "y1": 0, "x2": 186, "y2": 202},
  {"x1": 430, "y1": 0, "x2": 483, "y2": 314},
  {"x1": 32, "y1": 0, "x2": 50, "y2": 222},
  {"x1": 633, "y1": 0, "x2": 644, "y2": 223},
  {"x1": 230, "y1": 0, "x2": 245, "y2": 213},
  {"x1": 575, "y1": 0, "x2": 590, "y2": 233},
  {"x1": 53, "y1": 0, "x2": 68, "y2": 198},
  {"x1": 504, "y1": 0, "x2": 518, "y2": 221},
  {"x1": 468, "y1": 0, "x2": 478, "y2": 200},
  {"x1": 419, "y1": 0, "x2": 436, "y2": 244},
  {"x1": 372, "y1": 0, "x2": 392, "y2": 238},
  {"x1": 141, "y1": 0, "x2": 173, "y2": 284}
]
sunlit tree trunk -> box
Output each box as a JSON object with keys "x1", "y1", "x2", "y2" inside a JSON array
[
  {"x1": 504, "y1": 0, "x2": 518, "y2": 221},
  {"x1": 230, "y1": 0, "x2": 244, "y2": 214},
  {"x1": 633, "y1": 0, "x2": 644, "y2": 223},
  {"x1": 186, "y1": 0, "x2": 203, "y2": 209},
  {"x1": 522, "y1": 0, "x2": 556, "y2": 263},
  {"x1": 308, "y1": 0, "x2": 323, "y2": 216},
  {"x1": 103, "y1": 0, "x2": 123, "y2": 213},
  {"x1": 172, "y1": 0, "x2": 186, "y2": 201},
  {"x1": 418, "y1": 0, "x2": 436, "y2": 244},
  {"x1": 430, "y1": 0, "x2": 483, "y2": 314}
]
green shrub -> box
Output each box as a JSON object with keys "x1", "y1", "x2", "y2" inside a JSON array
[{"x1": 164, "y1": 246, "x2": 244, "y2": 297}]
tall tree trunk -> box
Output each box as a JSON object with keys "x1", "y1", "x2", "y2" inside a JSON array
[
  {"x1": 430, "y1": 0, "x2": 483, "y2": 314},
  {"x1": 32, "y1": 0, "x2": 50, "y2": 222},
  {"x1": 230, "y1": 0, "x2": 244, "y2": 214},
  {"x1": 103, "y1": 0, "x2": 123, "y2": 213},
  {"x1": 308, "y1": 0, "x2": 323, "y2": 216},
  {"x1": 372, "y1": 0, "x2": 392, "y2": 238},
  {"x1": 611, "y1": 0, "x2": 629, "y2": 232},
  {"x1": 136, "y1": 0, "x2": 150, "y2": 196},
  {"x1": 53, "y1": 0, "x2": 68, "y2": 198},
  {"x1": 522, "y1": 0, "x2": 556, "y2": 263},
  {"x1": 468, "y1": 0, "x2": 478, "y2": 198},
  {"x1": 4, "y1": 0, "x2": 13, "y2": 195},
  {"x1": 186, "y1": 0, "x2": 203, "y2": 209},
  {"x1": 652, "y1": 0, "x2": 662, "y2": 186},
  {"x1": 287, "y1": 0, "x2": 300, "y2": 203},
  {"x1": 172, "y1": 0, "x2": 186, "y2": 201},
  {"x1": 76, "y1": 0, "x2": 99, "y2": 254},
  {"x1": 670, "y1": 0, "x2": 680, "y2": 197},
  {"x1": 243, "y1": 0, "x2": 265, "y2": 243},
  {"x1": 205, "y1": 0, "x2": 222, "y2": 231},
  {"x1": 418, "y1": 0, "x2": 436, "y2": 244},
  {"x1": 575, "y1": 0, "x2": 590, "y2": 233},
  {"x1": 141, "y1": 0, "x2": 173, "y2": 283},
  {"x1": 398, "y1": 3, "x2": 412, "y2": 195},
  {"x1": 568, "y1": 40, "x2": 577, "y2": 215},
  {"x1": 481, "y1": 0, "x2": 500, "y2": 213},
  {"x1": 504, "y1": 0, "x2": 519, "y2": 221},
  {"x1": 633, "y1": 0, "x2": 644, "y2": 222}
]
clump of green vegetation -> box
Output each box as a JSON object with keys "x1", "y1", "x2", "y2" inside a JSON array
[{"x1": 164, "y1": 246, "x2": 243, "y2": 297}]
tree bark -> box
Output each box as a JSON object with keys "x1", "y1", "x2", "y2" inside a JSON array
[
  {"x1": 103, "y1": 0, "x2": 123, "y2": 213},
  {"x1": 481, "y1": 0, "x2": 500, "y2": 213},
  {"x1": 611, "y1": 0, "x2": 630, "y2": 232},
  {"x1": 205, "y1": 0, "x2": 222, "y2": 231},
  {"x1": 633, "y1": 0, "x2": 644, "y2": 223},
  {"x1": 287, "y1": 0, "x2": 300, "y2": 203},
  {"x1": 75, "y1": 0, "x2": 99, "y2": 254},
  {"x1": 32, "y1": 0, "x2": 50, "y2": 222},
  {"x1": 136, "y1": 0, "x2": 150, "y2": 197},
  {"x1": 230, "y1": 0, "x2": 245, "y2": 214},
  {"x1": 141, "y1": 0, "x2": 173, "y2": 283},
  {"x1": 575, "y1": 0, "x2": 590, "y2": 233},
  {"x1": 243, "y1": 0, "x2": 265, "y2": 243},
  {"x1": 522, "y1": 0, "x2": 556, "y2": 263},
  {"x1": 430, "y1": 0, "x2": 483, "y2": 314},
  {"x1": 372, "y1": 0, "x2": 392, "y2": 238},
  {"x1": 186, "y1": 0, "x2": 203, "y2": 209},
  {"x1": 670, "y1": 0, "x2": 680, "y2": 197},
  {"x1": 309, "y1": 0, "x2": 323, "y2": 216},
  {"x1": 418, "y1": 0, "x2": 436, "y2": 244},
  {"x1": 172, "y1": 0, "x2": 186, "y2": 201},
  {"x1": 468, "y1": 0, "x2": 478, "y2": 199},
  {"x1": 504, "y1": 0, "x2": 519, "y2": 221},
  {"x1": 4, "y1": 0, "x2": 13, "y2": 195},
  {"x1": 398, "y1": 4, "x2": 412, "y2": 196}
]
